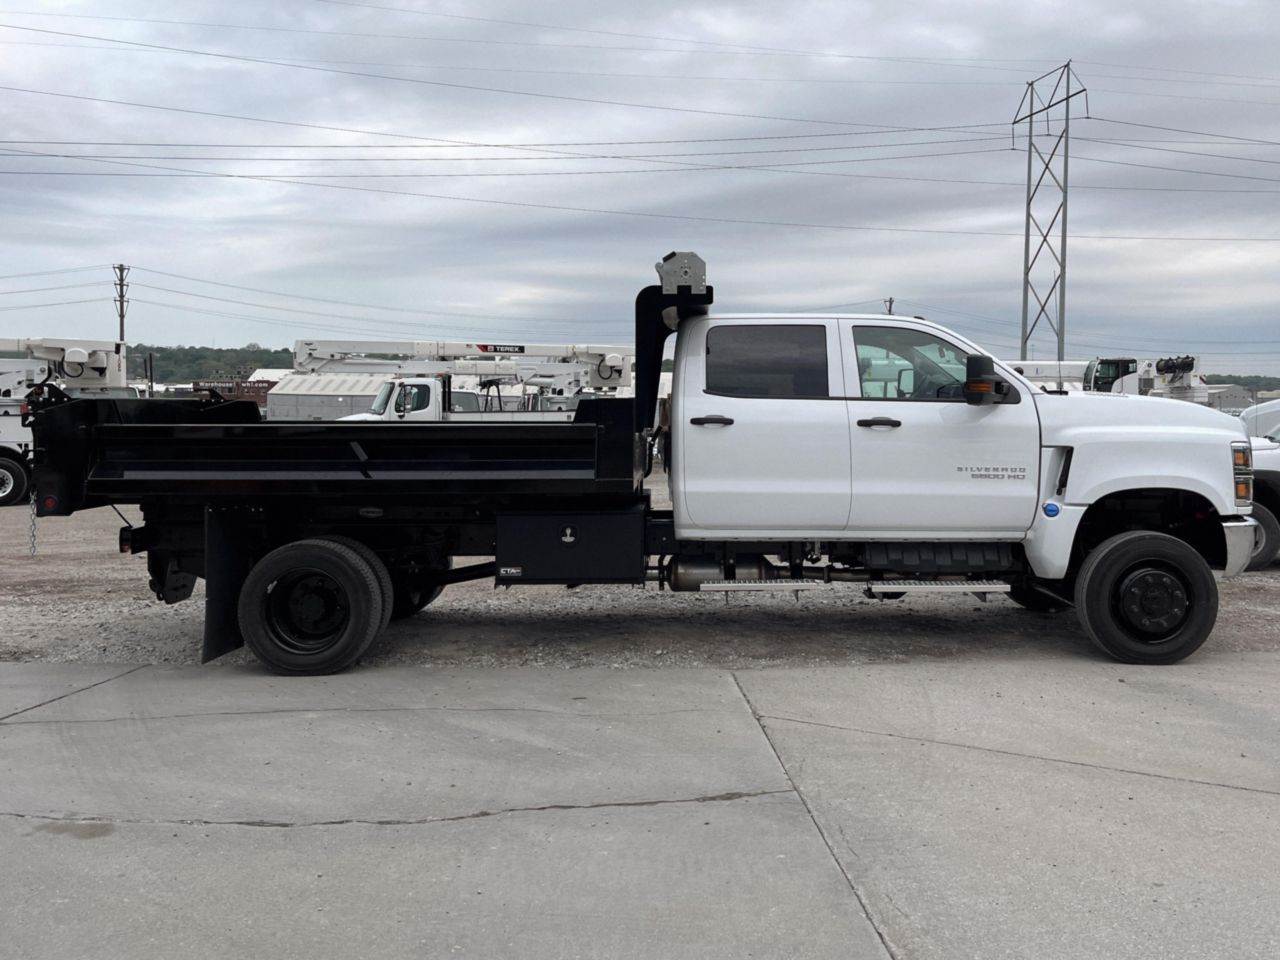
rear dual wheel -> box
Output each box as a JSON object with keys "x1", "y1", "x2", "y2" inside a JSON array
[
  {"x1": 1074, "y1": 531, "x2": 1217, "y2": 665},
  {"x1": 238, "y1": 539, "x2": 384, "y2": 676}
]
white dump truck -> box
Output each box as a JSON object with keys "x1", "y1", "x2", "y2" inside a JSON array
[{"x1": 28, "y1": 253, "x2": 1256, "y2": 673}]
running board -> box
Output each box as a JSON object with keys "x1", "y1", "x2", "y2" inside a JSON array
[
  {"x1": 699, "y1": 579, "x2": 829, "y2": 593},
  {"x1": 867, "y1": 579, "x2": 1011, "y2": 595},
  {"x1": 696, "y1": 578, "x2": 1011, "y2": 596}
]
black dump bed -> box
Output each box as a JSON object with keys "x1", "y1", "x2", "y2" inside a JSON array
[{"x1": 30, "y1": 392, "x2": 641, "y2": 516}]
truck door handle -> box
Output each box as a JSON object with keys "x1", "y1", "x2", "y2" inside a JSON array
[
  {"x1": 690, "y1": 414, "x2": 734, "y2": 426},
  {"x1": 856, "y1": 417, "x2": 902, "y2": 428}
]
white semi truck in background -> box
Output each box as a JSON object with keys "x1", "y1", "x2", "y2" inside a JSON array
[{"x1": 0, "y1": 339, "x2": 130, "y2": 506}]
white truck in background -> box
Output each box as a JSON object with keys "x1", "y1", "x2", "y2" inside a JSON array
[
  {"x1": 1012, "y1": 355, "x2": 1205, "y2": 402},
  {"x1": 0, "y1": 339, "x2": 130, "y2": 506},
  {"x1": 277, "y1": 339, "x2": 633, "y2": 422},
  {"x1": 342, "y1": 375, "x2": 580, "y2": 423}
]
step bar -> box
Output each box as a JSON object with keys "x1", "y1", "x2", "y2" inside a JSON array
[{"x1": 698, "y1": 578, "x2": 1012, "y2": 598}]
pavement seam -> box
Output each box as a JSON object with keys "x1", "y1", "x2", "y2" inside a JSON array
[
  {"x1": 0, "y1": 703, "x2": 727, "y2": 726},
  {"x1": 0, "y1": 789, "x2": 790, "y2": 830},
  {"x1": 730, "y1": 672, "x2": 899, "y2": 960},
  {"x1": 0, "y1": 665, "x2": 149, "y2": 723},
  {"x1": 761, "y1": 713, "x2": 1280, "y2": 798}
]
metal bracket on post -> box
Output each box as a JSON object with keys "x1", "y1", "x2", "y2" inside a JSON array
[{"x1": 1013, "y1": 63, "x2": 1088, "y2": 375}]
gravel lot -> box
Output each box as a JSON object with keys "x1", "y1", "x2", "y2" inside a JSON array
[{"x1": 3, "y1": 503, "x2": 1279, "y2": 669}]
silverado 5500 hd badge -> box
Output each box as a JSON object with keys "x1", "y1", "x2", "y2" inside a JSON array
[{"x1": 957, "y1": 465, "x2": 1029, "y2": 480}]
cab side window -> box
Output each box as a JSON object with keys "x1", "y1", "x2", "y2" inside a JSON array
[
  {"x1": 705, "y1": 324, "x2": 828, "y2": 399},
  {"x1": 395, "y1": 384, "x2": 432, "y2": 414},
  {"x1": 854, "y1": 327, "x2": 968, "y2": 401}
]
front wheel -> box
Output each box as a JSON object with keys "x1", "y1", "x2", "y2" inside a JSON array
[{"x1": 1074, "y1": 531, "x2": 1217, "y2": 665}]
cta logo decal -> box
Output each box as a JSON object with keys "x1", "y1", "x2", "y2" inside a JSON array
[
  {"x1": 499, "y1": 565, "x2": 523, "y2": 577},
  {"x1": 957, "y1": 465, "x2": 1029, "y2": 481}
]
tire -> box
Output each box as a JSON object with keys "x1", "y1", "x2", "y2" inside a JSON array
[
  {"x1": 0, "y1": 457, "x2": 29, "y2": 507},
  {"x1": 1074, "y1": 531, "x2": 1218, "y2": 665},
  {"x1": 1247, "y1": 502, "x2": 1280, "y2": 570},
  {"x1": 237, "y1": 539, "x2": 384, "y2": 675},
  {"x1": 1007, "y1": 581, "x2": 1070, "y2": 613},
  {"x1": 316, "y1": 536, "x2": 393, "y2": 632},
  {"x1": 390, "y1": 559, "x2": 451, "y2": 621}
]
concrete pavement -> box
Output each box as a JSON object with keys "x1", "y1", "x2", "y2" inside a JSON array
[{"x1": 2, "y1": 654, "x2": 1279, "y2": 959}]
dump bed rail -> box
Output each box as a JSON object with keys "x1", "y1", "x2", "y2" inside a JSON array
[{"x1": 30, "y1": 392, "x2": 639, "y2": 516}]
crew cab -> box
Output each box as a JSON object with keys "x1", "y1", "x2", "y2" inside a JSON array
[{"x1": 26, "y1": 252, "x2": 1256, "y2": 674}]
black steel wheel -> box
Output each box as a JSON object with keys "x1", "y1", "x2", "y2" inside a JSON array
[
  {"x1": 1074, "y1": 531, "x2": 1217, "y2": 665},
  {"x1": 390, "y1": 559, "x2": 451, "y2": 621},
  {"x1": 1247, "y1": 502, "x2": 1280, "y2": 570},
  {"x1": 0, "y1": 457, "x2": 29, "y2": 507},
  {"x1": 238, "y1": 539, "x2": 383, "y2": 675}
]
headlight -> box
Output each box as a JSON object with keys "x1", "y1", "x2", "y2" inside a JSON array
[{"x1": 1232, "y1": 441, "x2": 1254, "y2": 506}]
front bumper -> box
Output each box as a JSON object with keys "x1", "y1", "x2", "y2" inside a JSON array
[{"x1": 1221, "y1": 516, "x2": 1259, "y2": 578}]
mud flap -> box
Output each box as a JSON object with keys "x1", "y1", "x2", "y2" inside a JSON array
[{"x1": 202, "y1": 506, "x2": 252, "y2": 662}]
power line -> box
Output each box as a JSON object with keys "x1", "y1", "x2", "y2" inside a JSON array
[
  {"x1": 0, "y1": 281, "x2": 108, "y2": 295},
  {"x1": 8, "y1": 143, "x2": 1280, "y2": 241},
  {"x1": 0, "y1": 8, "x2": 1059, "y2": 70},
  {"x1": 0, "y1": 134, "x2": 1012, "y2": 160},
  {"x1": 130, "y1": 280, "x2": 599, "y2": 325},
  {"x1": 0, "y1": 297, "x2": 110, "y2": 312},
  {"x1": 0, "y1": 264, "x2": 111, "y2": 281},
  {"x1": 1091, "y1": 116, "x2": 1280, "y2": 148}
]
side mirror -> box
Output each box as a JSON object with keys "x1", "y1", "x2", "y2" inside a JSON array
[
  {"x1": 896, "y1": 368, "x2": 915, "y2": 396},
  {"x1": 964, "y1": 355, "x2": 999, "y2": 405}
]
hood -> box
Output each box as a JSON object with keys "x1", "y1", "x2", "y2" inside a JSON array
[
  {"x1": 1032, "y1": 391, "x2": 1247, "y2": 444},
  {"x1": 338, "y1": 413, "x2": 381, "y2": 422}
]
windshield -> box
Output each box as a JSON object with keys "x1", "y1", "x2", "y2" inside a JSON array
[{"x1": 370, "y1": 381, "x2": 395, "y2": 415}]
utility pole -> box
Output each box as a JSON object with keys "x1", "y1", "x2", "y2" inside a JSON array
[
  {"x1": 113, "y1": 264, "x2": 130, "y2": 343},
  {"x1": 1013, "y1": 63, "x2": 1087, "y2": 367},
  {"x1": 883, "y1": 297, "x2": 894, "y2": 315}
]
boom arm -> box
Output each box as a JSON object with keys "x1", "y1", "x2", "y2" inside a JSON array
[{"x1": 0, "y1": 338, "x2": 127, "y2": 390}]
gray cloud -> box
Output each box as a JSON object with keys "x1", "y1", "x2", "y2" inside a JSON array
[{"x1": 0, "y1": 0, "x2": 1278, "y2": 371}]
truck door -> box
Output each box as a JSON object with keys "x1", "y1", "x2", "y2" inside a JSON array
[
  {"x1": 674, "y1": 318, "x2": 852, "y2": 535},
  {"x1": 844, "y1": 323, "x2": 1040, "y2": 537}
]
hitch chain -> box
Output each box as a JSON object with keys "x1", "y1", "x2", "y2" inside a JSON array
[{"x1": 28, "y1": 487, "x2": 37, "y2": 558}]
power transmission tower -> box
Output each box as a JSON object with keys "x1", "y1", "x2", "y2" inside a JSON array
[
  {"x1": 113, "y1": 263, "x2": 130, "y2": 342},
  {"x1": 1013, "y1": 63, "x2": 1088, "y2": 364},
  {"x1": 883, "y1": 297, "x2": 894, "y2": 315}
]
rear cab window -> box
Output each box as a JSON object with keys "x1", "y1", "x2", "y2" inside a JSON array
[{"x1": 705, "y1": 324, "x2": 829, "y2": 399}]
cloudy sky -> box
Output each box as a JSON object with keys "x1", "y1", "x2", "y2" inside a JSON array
[{"x1": 1, "y1": 0, "x2": 1279, "y2": 372}]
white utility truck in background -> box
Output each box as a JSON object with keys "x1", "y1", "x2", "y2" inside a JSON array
[
  {"x1": 1013, "y1": 355, "x2": 1205, "y2": 402},
  {"x1": 0, "y1": 338, "x2": 130, "y2": 506},
  {"x1": 27, "y1": 253, "x2": 1257, "y2": 673},
  {"x1": 273, "y1": 339, "x2": 633, "y2": 421},
  {"x1": 342, "y1": 375, "x2": 580, "y2": 423}
]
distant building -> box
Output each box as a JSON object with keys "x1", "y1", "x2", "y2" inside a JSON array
[
  {"x1": 1205, "y1": 384, "x2": 1253, "y2": 414},
  {"x1": 191, "y1": 374, "x2": 281, "y2": 406}
]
